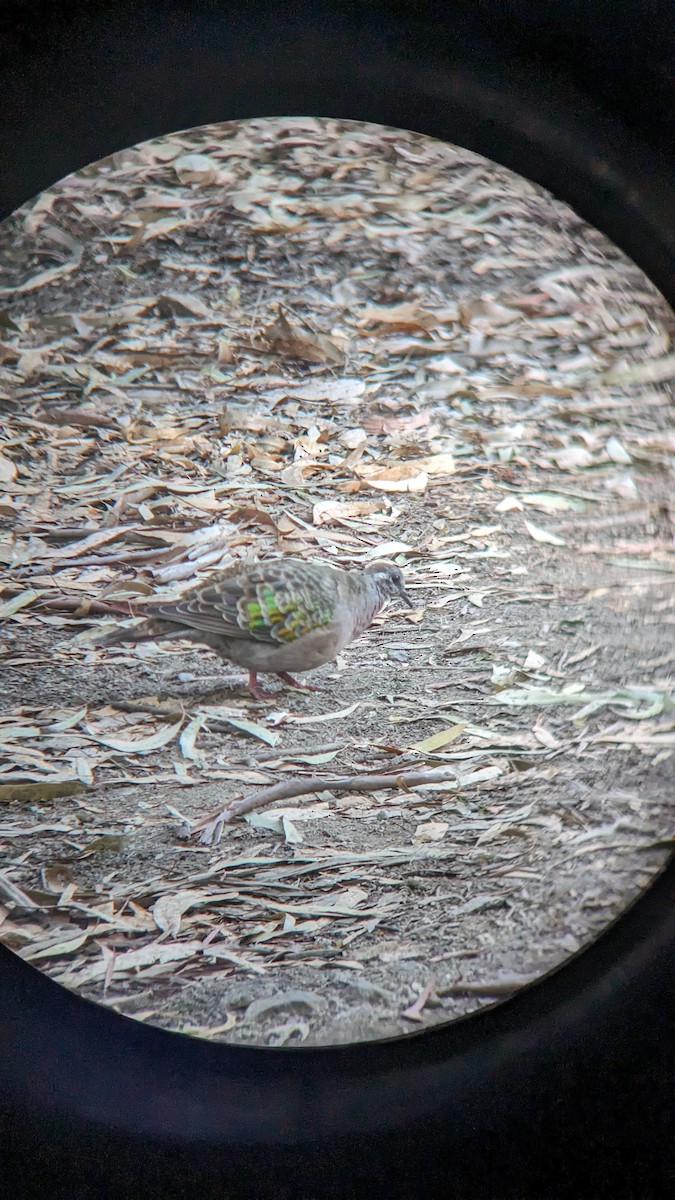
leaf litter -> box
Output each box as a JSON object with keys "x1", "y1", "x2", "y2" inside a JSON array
[{"x1": 0, "y1": 117, "x2": 672, "y2": 1047}]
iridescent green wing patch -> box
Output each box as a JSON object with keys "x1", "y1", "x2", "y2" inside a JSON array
[
  {"x1": 241, "y1": 578, "x2": 334, "y2": 644},
  {"x1": 243, "y1": 592, "x2": 270, "y2": 637}
]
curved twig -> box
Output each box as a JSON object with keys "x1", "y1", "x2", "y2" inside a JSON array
[{"x1": 192, "y1": 764, "x2": 460, "y2": 844}]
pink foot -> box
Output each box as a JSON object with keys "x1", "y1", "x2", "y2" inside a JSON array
[
  {"x1": 276, "y1": 671, "x2": 320, "y2": 692},
  {"x1": 246, "y1": 671, "x2": 275, "y2": 701}
]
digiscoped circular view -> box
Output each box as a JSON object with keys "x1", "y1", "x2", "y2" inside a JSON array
[{"x1": 0, "y1": 117, "x2": 672, "y2": 1047}]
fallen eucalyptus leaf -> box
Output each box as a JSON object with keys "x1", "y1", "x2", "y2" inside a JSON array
[
  {"x1": 524, "y1": 521, "x2": 566, "y2": 547},
  {"x1": 414, "y1": 821, "x2": 449, "y2": 842},
  {"x1": 0, "y1": 779, "x2": 89, "y2": 804},
  {"x1": 0, "y1": 589, "x2": 44, "y2": 618},
  {"x1": 21, "y1": 932, "x2": 90, "y2": 962},
  {"x1": 411, "y1": 724, "x2": 466, "y2": 752},
  {"x1": 224, "y1": 717, "x2": 280, "y2": 746},
  {"x1": 85, "y1": 718, "x2": 184, "y2": 753},
  {"x1": 605, "y1": 436, "x2": 632, "y2": 465},
  {"x1": 153, "y1": 891, "x2": 201, "y2": 936}
]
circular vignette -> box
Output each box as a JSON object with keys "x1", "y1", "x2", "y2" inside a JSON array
[
  {"x1": 1, "y1": 2, "x2": 674, "y2": 295},
  {"x1": 0, "y1": 4, "x2": 673, "y2": 1198}
]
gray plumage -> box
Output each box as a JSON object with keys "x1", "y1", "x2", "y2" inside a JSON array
[{"x1": 98, "y1": 557, "x2": 413, "y2": 698}]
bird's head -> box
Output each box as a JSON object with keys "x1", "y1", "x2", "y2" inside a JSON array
[{"x1": 363, "y1": 560, "x2": 414, "y2": 608}]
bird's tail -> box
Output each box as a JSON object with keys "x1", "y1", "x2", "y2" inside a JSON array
[{"x1": 97, "y1": 618, "x2": 180, "y2": 647}]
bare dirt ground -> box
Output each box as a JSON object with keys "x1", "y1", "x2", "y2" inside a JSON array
[{"x1": 0, "y1": 118, "x2": 672, "y2": 1046}]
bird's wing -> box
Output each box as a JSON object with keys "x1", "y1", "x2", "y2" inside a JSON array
[
  {"x1": 150, "y1": 563, "x2": 338, "y2": 645},
  {"x1": 150, "y1": 581, "x2": 245, "y2": 639}
]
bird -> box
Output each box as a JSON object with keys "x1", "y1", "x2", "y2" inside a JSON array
[{"x1": 96, "y1": 557, "x2": 414, "y2": 700}]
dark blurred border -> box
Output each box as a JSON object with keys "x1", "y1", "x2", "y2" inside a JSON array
[
  {"x1": 2, "y1": 0, "x2": 674, "y2": 158},
  {"x1": 0, "y1": 4, "x2": 673, "y2": 1198}
]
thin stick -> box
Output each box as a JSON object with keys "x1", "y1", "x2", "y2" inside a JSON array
[
  {"x1": 32, "y1": 595, "x2": 132, "y2": 618},
  {"x1": 193, "y1": 765, "x2": 459, "y2": 843}
]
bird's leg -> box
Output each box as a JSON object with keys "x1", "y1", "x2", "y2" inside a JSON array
[
  {"x1": 276, "y1": 671, "x2": 321, "y2": 693},
  {"x1": 246, "y1": 670, "x2": 275, "y2": 701}
]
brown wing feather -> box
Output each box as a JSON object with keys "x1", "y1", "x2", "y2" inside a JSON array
[{"x1": 149, "y1": 570, "x2": 252, "y2": 640}]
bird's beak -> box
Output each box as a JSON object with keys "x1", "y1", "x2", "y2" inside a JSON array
[{"x1": 398, "y1": 585, "x2": 415, "y2": 608}]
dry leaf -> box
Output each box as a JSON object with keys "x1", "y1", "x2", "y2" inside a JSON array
[
  {"x1": 16, "y1": 242, "x2": 83, "y2": 293},
  {"x1": 532, "y1": 726, "x2": 560, "y2": 748},
  {"x1": 153, "y1": 891, "x2": 201, "y2": 936},
  {"x1": 78, "y1": 834, "x2": 130, "y2": 857},
  {"x1": 494, "y1": 496, "x2": 523, "y2": 513},
  {"x1": 22, "y1": 932, "x2": 90, "y2": 962},
  {"x1": 85, "y1": 718, "x2": 184, "y2": 753},
  {"x1": 458, "y1": 297, "x2": 520, "y2": 328},
  {"x1": 262, "y1": 310, "x2": 345, "y2": 366},
  {"x1": 45, "y1": 527, "x2": 134, "y2": 560},
  {"x1": 0, "y1": 590, "x2": 43, "y2": 618},
  {"x1": 223, "y1": 716, "x2": 280, "y2": 746},
  {"x1": 521, "y1": 492, "x2": 585, "y2": 512},
  {"x1": 414, "y1": 821, "x2": 449, "y2": 842},
  {"x1": 605, "y1": 436, "x2": 632, "y2": 465},
  {"x1": 523, "y1": 650, "x2": 546, "y2": 671},
  {"x1": 173, "y1": 153, "x2": 221, "y2": 184},
  {"x1": 426, "y1": 354, "x2": 463, "y2": 374},
  {"x1": 362, "y1": 411, "x2": 432, "y2": 436},
  {"x1": 312, "y1": 499, "x2": 384, "y2": 525},
  {"x1": 363, "y1": 540, "x2": 413, "y2": 559},
  {"x1": 0, "y1": 779, "x2": 89, "y2": 804},
  {"x1": 180, "y1": 714, "x2": 208, "y2": 761},
  {"x1": 600, "y1": 352, "x2": 675, "y2": 386},
  {"x1": 41, "y1": 864, "x2": 76, "y2": 893},
  {"x1": 355, "y1": 462, "x2": 428, "y2": 493},
  {"x1": 524, "y1": 521, "x2": 566, "y2": 547},
  {"x1": 55, "y1": 940, "x2": 203, "y2": 987},
  {"x1": 275, "y1": 702, "x2": 360, "y2": 725},
  {"x1": 359, "y1": 301, "x2": 435, "y2": 330},
  {"x1": 290, "y1": 379, "x2": 365, "y2": 403},
  {"x1": 411, "y1": 724, "x2": 466, "y2": 752},
  {"x1": 0, "y1": 453, "x2": 17, "y2": 483},
  {"x1": 553, "y1": 446, "x2": 594, "y2": 471},
  {"x1": 246, "y1": 811, "x2": 304, "y2": 843},
  {"x1": 414, "y1": 452, "x2": 455, "y2": 475},
  {"x1": 153, "y1": 292, "x2": 213, "y2": 318}
]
